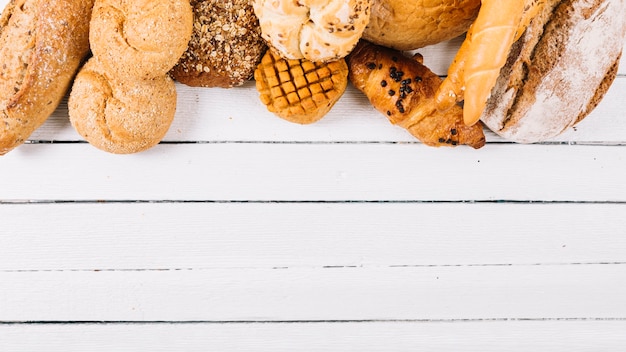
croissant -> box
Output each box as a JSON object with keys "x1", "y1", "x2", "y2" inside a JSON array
[{"x1": 347, "y1": 41, "x2": 485, "y2": 149}]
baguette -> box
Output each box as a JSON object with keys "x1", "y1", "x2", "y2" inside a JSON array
[{"x1": 0, "y1": 0, "x2": 94, "y2": 155}]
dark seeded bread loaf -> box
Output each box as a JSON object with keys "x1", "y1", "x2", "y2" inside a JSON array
[
  {"x1": 480, "y1": 0, "x2": 626, "y2": 143},
  {"x1": 0, "y1": 0, "x2": 94, "y2": 155}
]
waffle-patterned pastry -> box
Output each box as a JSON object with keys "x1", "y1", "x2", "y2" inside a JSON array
[{"x1": 254, "y1": 50, "x2": 349, "y2": 124}]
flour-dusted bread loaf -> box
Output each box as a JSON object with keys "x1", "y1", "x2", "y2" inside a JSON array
[
  {"x1": 480, "y1": 0, "x2": 626, "y2": 143},
  {"x1": 253, "y1": 0, "x2": 372, "y2": 62},
  {"x1": 362, "y1": 0, "x2": 480, "y2": 51},
  {"x1": 89, "y1": 0, "x2": 193, "y2": 80},
  {"x1": 170, "y1": 0, "x2": 267, "y2": 88},
  {"x1": 0, "y1": 0, "x2": 94, "y2": 155},
  {"x1": 68, "y1": 59, "x2": 177, "y2": 154}
]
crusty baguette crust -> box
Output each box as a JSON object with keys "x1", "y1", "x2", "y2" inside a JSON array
[
  {"x1": 362, "y1": 0, "x2": 480, "y2": 51},
  {"x1": 481, "y1": 0, "x2": 626, "y2": 143},
  {"x1": 0, "y1": 0, "x2": 94, "y2": 155}
]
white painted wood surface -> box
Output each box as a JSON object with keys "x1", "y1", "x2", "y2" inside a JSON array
[{"x1": 1, "y1": 1, "x2": 626, "y2": 348}]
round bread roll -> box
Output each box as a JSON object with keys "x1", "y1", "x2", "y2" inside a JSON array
[
  {"x1": 480, "y1": 0, "x2": 626, "y2": 144},
  {"x1": 0, "y1": 0, "x2": 94, "y2": 155},
  {"x1": 170, "y1": 0, "x2": 267, "y2": 88},
  {"x1": 68, "y1": 59, "x2": 177, "y2": 154},
  {"x1": 89, "y1": 0, "x2": 193, "y2": 80},
  {"x1": 362, "y1": 0, "x2": 480, "y2": 51},
  {"x1": 253, "y1": 0, "x2": 372, "y2": 62}
]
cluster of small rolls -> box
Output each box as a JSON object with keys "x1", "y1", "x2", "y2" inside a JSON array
[{"x1": 68, "y1": 0, "x2": 193, "y2": 154}]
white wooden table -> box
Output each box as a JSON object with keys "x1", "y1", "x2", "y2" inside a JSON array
[{"x1": 1, "y1": 10, "x2": 626, "y2": 350}]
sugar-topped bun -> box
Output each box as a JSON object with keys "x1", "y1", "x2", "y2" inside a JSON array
[{"x1": 253, "y1": 0, "x2": 371, "y2": 62}]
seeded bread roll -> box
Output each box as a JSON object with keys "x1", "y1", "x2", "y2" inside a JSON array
[
  {"x1": 253, "y1": 0, "x2": 372, "y2": 62},
  {"x1": 170, "y1": 0, "x2": 267, "y2": 88},
  {"x1": 89, "y1": 0, "x2": 193, "y2": 80},
  {"x1": 362, "y1": 0, "x2": 480, "y2": 51},
  {"x1": 68, "y1": 59, "x2": 177, "y2": 154},
  {"x1": 0, "y1": 0, "x2": 94, "y2": 155},
  {"x1": 480, "y1": 0, "x2": 626, "y2": 143}
]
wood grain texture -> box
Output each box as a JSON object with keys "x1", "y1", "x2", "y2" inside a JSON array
[
  {"x1": 2, "y1": 265, "x2": 626, "y2": 321},
  {"x1": 0, "y1": 1, "x2": 624, "y2": 348},
  {"x1": 1, "y1": 202, "x2": 626, "y2": 271},
  {"x1": 2, "y1": 321, "x2": 626, "y2": 351}
]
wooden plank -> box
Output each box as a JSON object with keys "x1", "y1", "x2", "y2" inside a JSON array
[
  {"x1": 1, "y1": 143, "x2": 626, "y2": 202},
  {"x1": 27, "y1": 76, "x2": 626, "y2": 144},
  {"x1": 1, "y1": 202, "x2": 625, "y2": 271},
  {"x1": 1, "y1": 264, "x2": 625, "y2": 321},
  {"x1": 2, "y1": 321, "x2": 626, "y2": 351}
]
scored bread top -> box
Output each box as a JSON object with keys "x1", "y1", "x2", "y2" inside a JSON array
[{"x1": 254, "y1": 49, "x2": 349, "y2": 124}]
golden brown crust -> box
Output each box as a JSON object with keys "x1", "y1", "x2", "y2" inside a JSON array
[
  {"x1": 254, "y1": 49, "x2": 349, "y2": 124},
  {"x1": 481, "y1": 0, "x2": 626, "y2": 143},
  {"x1": 89, "y1": 0, "x2": 193, "y2": 80},
  {"x1": 362, "y1": 0, "x2": 480, "y2": 51},
  {"x1": 170, "y1": 0, "x2": 267, "y2": 88},
  {"x1": 347, "y1": 41, "x2": 485, "y2": 148},
  {"x1": 0, "y1": 0, "x2": 94, "y2": 155},
  {"x1": 68, "y1": 59, "x2": 177, "y2": 154}
]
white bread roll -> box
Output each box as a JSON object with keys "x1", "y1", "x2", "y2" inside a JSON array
[
  {"x1": 252, "y1": 0, "x2": 371, "y2": 62},
  {"x1": 362, "y1": 0, "x2": 480, "y2": 51},
  {"x1": 481, "y1": 0, "x2": 626, "y2": 143}
]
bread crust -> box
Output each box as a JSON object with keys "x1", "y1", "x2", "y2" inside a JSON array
[
  {"x1": 170, "y1": 0, "x2": 267, "y2": 88},
  {"x1": 0, "y1": 0, "x2": 94, "y2": 155},
  {"x1": 481, "y1": 0, "x2": 626, "y2": 143},
  {"x1": 253, "y1": 0, "x2": 371, "y2": 62},
  {"x1": 362, "y1": 0, "x2": 480, "y2": 51},
  {"x1": 68, "y1": 59, "x2": 177, "y2": 154},
  {"x1": 89, "y1": 0, "x2": 193, "y2": 80},
  {"x1": 347, "y1": 41, "x2": 485, "y2": 148}
]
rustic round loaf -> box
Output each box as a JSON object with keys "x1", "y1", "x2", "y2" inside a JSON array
[
  {"x1": 0, "y1": 0, "x2": 94, "y2": 155},
  {"x1": 362, "y1": 0, "x2": 480, "y2": 51},
  {"x1": 170, "y1": 0, "x2": 267, "y2": 88},
  {"x1": 89, "y1": 0, "x2": 193, "y2": 80},
  {"x1": 252, "y1": 0, "x2": 371, "y2": 62},
  {"x1": 68, "y1": 59, "x2": 177, "y2": 154},
  {"x1": 480, "y1": 0, "x2": 626, "y2": 143}
]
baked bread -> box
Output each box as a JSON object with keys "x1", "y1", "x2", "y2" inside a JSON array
[
  {"x1": 347, "y1": 40, "x2": 485, "y2": 148},
  {"x1": 254, "y1": 49, "x2": 349, "y2": 124},
  {"x1": 170, "y1": 0, "x2": 267, "y2": 88},
  {"x1": 89, "y1": 0, "x2": 193, "y2": 80},
  {"x1": 253, "y1": 0, "x2": 371, "y2": 62},
  {"x1": 0, "y1": 0, "x2": 94, "y2": 155},
  {"x1": 480, "y1": 0, "x2": 626, "y2": 143},
  {"x1": 362, "y1": 0, "x2": 480, "y2": 51},
  {"x1": 68, "y1": 59, "x2": 177, "y2": 154}
]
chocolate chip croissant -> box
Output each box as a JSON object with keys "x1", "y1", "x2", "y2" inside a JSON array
[{"x1": 347, "y1": 40, "x2": 485, "y2": 149}]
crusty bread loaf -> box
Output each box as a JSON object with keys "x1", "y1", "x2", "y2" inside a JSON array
[
  {"x1": 170, "y1": 0, "x2": 267, "y2": 88},
  {"x1": 255, "y1": 49, "x2": 349, "y2": 124},
  {"x1": 480, "y1": 0, "x2": 626, "y2": 143},
  {"x1": 253, "y1": 0, "x2": 371, "y2": 62},
  {"x1": 347, "y1": 41, "x2": 485, "y2": 148},
  {"x1": 0, "y1": 0, "x2": 94, "y2": 155},
  {"x1": 68, "y1": 59, "x2": 177, "y2": 154},
  {"x1": 362, "y1": 0, "x2": 480, "y2": 51},
  {"x1": 89, "y1": 0, "x2": 193, "y2": 80}
]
